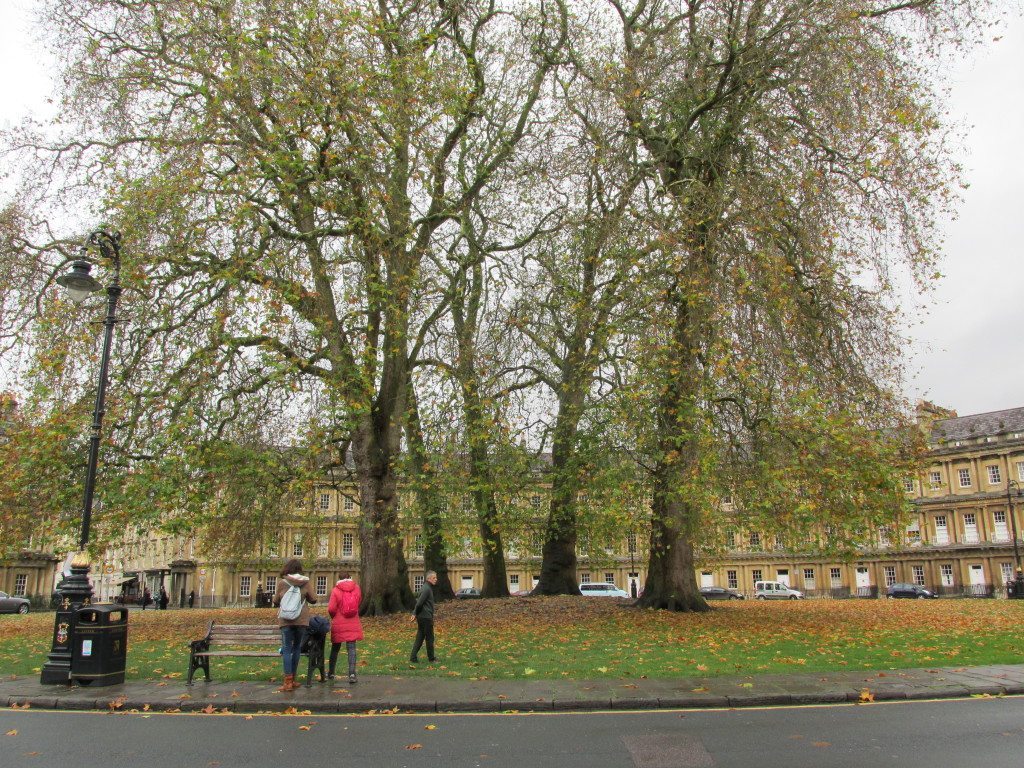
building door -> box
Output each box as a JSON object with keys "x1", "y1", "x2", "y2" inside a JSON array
[
  {"x1": 855, "y1": 567, "x2": 871, "y2": 589},
  {"x1": 776, "y1": 569, "x2": 790, "y2": 587},
  {"x1": 934, "y1": 516, "x2": 949, "y2": 545},
  {"x1": 969, "y1": 565, "x2": 985, "y2": 587},
  {"x1": 461, "y1": 575, "x2": 474, "y2": 590},
  {"x1": 701, "y1": 572, "x2": 714, "y2": 588}
]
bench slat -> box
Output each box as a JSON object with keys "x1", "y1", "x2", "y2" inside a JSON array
[{"x1": 194, "y1": 650, "x2": 280, "y2": 658}]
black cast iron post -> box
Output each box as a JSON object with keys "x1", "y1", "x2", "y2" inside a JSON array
[{"x1": 41, "y1": 230, "x2": 122, "y2": 684}]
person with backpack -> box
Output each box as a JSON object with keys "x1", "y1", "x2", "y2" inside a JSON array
[
  {"x1": 327, "y1": 572, "x2": 363, "y2": 684},
  {"x1": 273, "y1": 558, "x2": 317, "y2": 692}
]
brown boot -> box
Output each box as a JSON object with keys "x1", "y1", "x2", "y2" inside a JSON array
[{"x1": 277, "y1": 674, "x2": 294, "y2": 692}]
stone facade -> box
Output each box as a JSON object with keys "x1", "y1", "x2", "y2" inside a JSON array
[{"x1": 6, "y1": 403, "x2": 1024, "y2": 604}]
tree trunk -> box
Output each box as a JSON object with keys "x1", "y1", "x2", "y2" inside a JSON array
[
  {"x1": 635, "y1": 466, "x2": 708, "y2": 611},
  {"x1": 353, "y1": 420, "x2": 414, "y2": 615},
  {"x1": 533, "y1": 390, "x2": 586, "y2": 596},
  {"x1": 635, "y1": 277, "x2": 708, "y2": 612},
  {"x1": 470, "y1": 441, "x2": 510, "y2": 598},
  {"x1": 405, "y1": 385, "x2": 455, "y2": 600}
]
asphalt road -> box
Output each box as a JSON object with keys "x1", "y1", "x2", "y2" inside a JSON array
[{"x1": 3, "y1": 696, "x2": 1024, "y2": 767}]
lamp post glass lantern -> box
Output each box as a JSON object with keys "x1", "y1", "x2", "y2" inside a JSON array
[{"x1": 40, "y1": 229, "x2": 123, "y2": 685}]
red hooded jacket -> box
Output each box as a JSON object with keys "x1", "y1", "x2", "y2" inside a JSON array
[{"x1": 327, "y1": 579, "x2": 364, "y2": 642}]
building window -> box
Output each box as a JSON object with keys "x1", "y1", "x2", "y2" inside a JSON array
[
  {"x1": 1001, "y1": 563, "x2": 1014, "y2": 585},
  {"x1": 751, "y1": 569, "x2": 762, "y2": 583},
  {"x1": 318, "y1": 535, "x2": 329, "y2": 558},
  {"x1": 320, "y1": 493, "x2": 330, "y2": 510},
  {"x1": 414, "y1": 534, "x2": 424, "y2": 557},
  {"x1": 316, "y1": 575, "x2": 327, "y2": 596},
  {"x1": 934, "y1": 515, "x2": 949, "y2": 545},
  {"x1": 929, "y1": 470, "x2": 942, "y2": 489},
  {"x1": 268, "y1": 540, "x2": 279, "y2": 558},
  {"x1": 912, "y1": 565, "x2": 925, "y2": 585},
  {"x1": 509, "y1": 574, "x2": 519, "y2": 589},
  {"x1": 940, "y1": 564, "x2": 954, "y2": 586},
  {"x1": 830, "y1": 568, "x2": 842, "y2": 588},
  {"x1": 1018, "y1": 461, "x2": 1024, "y2": 482},
  {"x1": 884, "y1": 566, "x2": 896, "y2": 587},
  {"x1": 963, "y1": 512, "x2": 978, "y2": 543},
  {"x1": 580, "y1": 573, "x2": 591, "y2": 584},
  {"x1": 726, "y1": 570, "x2": 738, "y2": 589},
  {"x1": 803, "y1": 568, "x2": 815, "y2": 589},
  {"x1": 265, "y1": 576, "x2": 276, "y2": 594},
  {"x1": 958, "y1": 468, "x2": 971, "y2": 488},
  {"x1": 343, "y1": 495, "x2": 355, "y2": 512},
  {"x1": 413, "y1": 575, "x2": 424, "y2": 592},
  {"x1": 903, "y1": 478, "x2": 915, "y2": 493},
  {"x1": 292, "y1": 538, "x2": 304, "y2": 557},
  {"x1": 627, "y1": 533, "x2": 637, "y2": 554},
  {"x1": 987, "y1": 465, "x2": 1002, "y2": 485},
  {"x1": 13, "y1": 574, "x2": 27, "y2": 596},
  {"x1": 604, "y1": 572, "x2": 615, "y2": 584},
  {"x1": 748, "y1": 532, "x2": 761, "y2": 550},
  {"x1": 342, "y1": 533, "x2": 354, "y2": 558},
  {"x1": 993, "y1": 510, "x2": 1009, "y2": 541},
  {"x1": 530, "y1": 494, "x2": 542, "y2": 511},
  {"x1": 725, "y1": 529, "x2": 736, "y2": 548},
  {"x1": 239, "y1": 575, "x2": 251, "y2": 598},
  {"x1": 463, "y1": 495, "x2": 474, "y2": 513}
]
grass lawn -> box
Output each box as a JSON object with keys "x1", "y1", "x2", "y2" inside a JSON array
[{"x1": 2, "y1": 597, "x2": 1023, "y2": 683}]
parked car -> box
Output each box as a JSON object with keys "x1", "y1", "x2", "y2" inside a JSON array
[
  {"x1": 754, "y1": 580, "x2": 803, "y2": 600},
  {"x1": 0, "y1": 591, "x2": 30, "y2": 614},
  {"x1": 700, "y1": 586, "x2": 745, "y2": 600},
  {"x1": 579, "y1": 583, "x2": 630, "y2": 598},
  {"x1": 454, "y1": 587, "x2": 482, "y2": 599},
  {"x1": 886, "y1": 583, "x2": 937, "y2": 599}
]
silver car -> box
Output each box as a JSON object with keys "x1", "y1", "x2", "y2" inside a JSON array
[
  {"x1": 0, "y1": 591, "x2": 30, "y2": 614},
  {"x1": 754, "y1": 580, "x2": 803, "y2": 600}
]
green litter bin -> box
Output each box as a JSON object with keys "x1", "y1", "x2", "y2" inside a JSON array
[{"x1": 71, "y1": 605, "x2": 128, "y2": 686}]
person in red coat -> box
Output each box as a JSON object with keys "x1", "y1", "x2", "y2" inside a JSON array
[{"x1": 327, "y1": 573, "x2": 364, "y2": 684}]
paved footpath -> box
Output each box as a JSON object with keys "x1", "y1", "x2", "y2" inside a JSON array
[{"x1": 3, "y1": 664, "x2": 1024, "y2": 714}]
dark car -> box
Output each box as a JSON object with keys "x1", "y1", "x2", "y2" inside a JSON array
[
  {"x1": 0, "y1": 591, "x2": 30, "y2": 614},
  {"x1": 700, "y1": 586, "x2": 745, "y2": 600},
  {"x1": 887, "y1": 583, "x2": 937, "y2": 599},
  {"x1": 454, "y1": 587, "x2": 482, "y2": 599}
]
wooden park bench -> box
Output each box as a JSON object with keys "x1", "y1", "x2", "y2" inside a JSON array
[{"x1": 187, "y1": 623, "x2": 326, "y2": 687}]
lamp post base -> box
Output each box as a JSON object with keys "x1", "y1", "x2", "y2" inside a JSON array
[
  {"x1": 1008, "y1": 574, "x2": 1024, "y2": 600},
  {"x1": 40, "y1": 558, "x2": 94, "y2": 685}
]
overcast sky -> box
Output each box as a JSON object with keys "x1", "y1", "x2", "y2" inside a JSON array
[{"x1": 1, "y1": 2, "x2": 1021, "y2": 419}]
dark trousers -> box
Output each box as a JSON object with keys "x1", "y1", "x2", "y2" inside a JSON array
[
  {"x1": 329, "y1": 641, "x2": 358, "y2": 676},
  {"x1": 410, "y1": 617, "x2": 435, "y2": 661}
]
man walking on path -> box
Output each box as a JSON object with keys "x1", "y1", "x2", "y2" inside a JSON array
[{"x1": 409, "y1": 571, "x2": 438, "y2": 664}]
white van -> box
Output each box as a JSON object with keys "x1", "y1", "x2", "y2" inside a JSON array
[
  {"x1": 754, "y1": 580, "x2": 803, "y2": 600},
  {"x1": 579, "y1": 583, "x2": 630, "y2": 598}
]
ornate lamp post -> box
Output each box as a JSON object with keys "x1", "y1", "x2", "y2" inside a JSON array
[
  {"x1": 41, "y1": 230, "x2": 122, "y2": 684},
  {"x1": 1007, "y1": 480, "x2": 1024, "y2": 599}
]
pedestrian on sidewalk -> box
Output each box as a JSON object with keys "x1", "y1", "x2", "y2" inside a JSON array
[
  {"x1": 158, "y1": 586, "x2": 169, "y2": 610},
  {"x1": 409, "y1": 570, "x2": 437, "y2": 664},
  {"x1": 327, "y1": 572, "x2": 363, "y2": 684},
  {"x1": 141, "y1": 587, "x2": 152, "y2": 610},
  {"x1": 273, "y1": 558, "x2": 317, "y2": 692}
]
